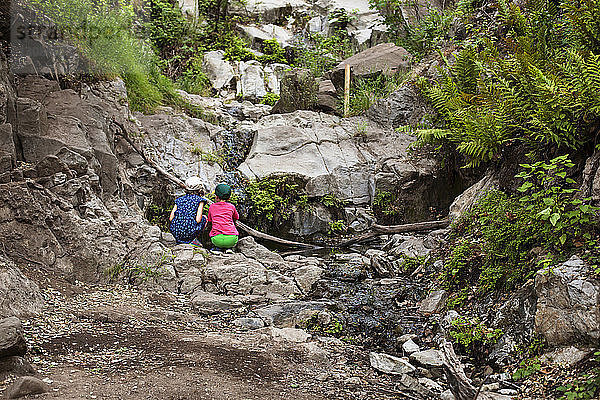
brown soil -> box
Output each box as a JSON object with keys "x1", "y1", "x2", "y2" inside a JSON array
[{"x1": 2, "y1": 282, "x2": 404, "y2": 400}]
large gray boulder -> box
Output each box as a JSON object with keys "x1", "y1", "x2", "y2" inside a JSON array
[
  {"x1": 0, "y1": 257, "x2": 43, "y2": 318},
  {"x1": 3, "y1": 376, "x2": 50, "y2": 399},
  {"x1": 328, "y1": 43, "x2": 412, "y2": 92},
  {"x1": 366, "y1": 84, "x2": 432, "y2": 129},
  {"x1": 237, "y1": 60, "x2": 268, "y2": 100},
  {"x1": 230, "y1": 0, "x2": 310, "y2": 24},
  {"x1": 535, "y1": 256, "x2": 600, "y2": 346}
]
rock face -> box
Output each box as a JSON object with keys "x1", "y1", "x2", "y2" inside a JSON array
[
  {"x1": 238, "y1": 109, "x2": 457, "y2": 217},
  {"x1": 535, "y1": 256, "x2": 600, "y2": 346},
  {"x1": 202, "y1": 50, "x2": 236, "y2": 90},
  {"x1": 0, "y1": 256, "x2": 44, "y2": 318},
  {"x1": 448, "y1": 174, "x2": 498, "y2": 221}
]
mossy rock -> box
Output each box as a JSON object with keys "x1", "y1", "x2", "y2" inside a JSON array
[{"x1": 272, "y1": 68, "x2": 318, "y2": 114}]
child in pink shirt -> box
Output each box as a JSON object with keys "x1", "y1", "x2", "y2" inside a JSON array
[{"x1": 207, "y1": 184, "x2": 239, "y2": 253}]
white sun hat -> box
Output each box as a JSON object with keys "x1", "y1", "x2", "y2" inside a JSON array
[{"x1": 184, "y1": 176, "x2": 203, "y2": 191}]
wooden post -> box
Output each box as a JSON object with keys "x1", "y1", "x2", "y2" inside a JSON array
[{"x1": 344, "y1": 63, "x2": 351, "y2": 117}]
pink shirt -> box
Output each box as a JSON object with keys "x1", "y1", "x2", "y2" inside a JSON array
[{"x1": 207, "y1": 201, "x2": 239, "y2": 237}]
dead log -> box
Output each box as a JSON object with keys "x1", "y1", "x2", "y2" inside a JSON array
[
  {"x1": 111, "y1": 119, "x2": 318, "y2": 249},
  {"x1": 339, "y1": 219, "x2": 450, "y2": 247}
]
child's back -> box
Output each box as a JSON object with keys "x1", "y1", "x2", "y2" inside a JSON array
[{"x1": 207, "y1": 184, "x2": 239, "y2": 251}]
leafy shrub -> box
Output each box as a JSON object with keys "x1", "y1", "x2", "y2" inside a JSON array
[
  {"x1": 328, "y1": 220, "x2": 347, "y2": 235},
  {"x1": 246, "y1": 175, "x2": 308, "y2": 227},
  {"x1": 223, "y1": 34, "x2": 256, "y2": 62},
  {"x1": 260, "y1": 92, "x2": 280, "y2": 106},
  {"x1": 257, "y1": 39, "x2": 287, "y2": 64},
  {"x1": 440, "y1": 156, "x2": 598, "y2": 297},
  {"x1": 512, "y1": 358, "x2": 542, "y2": 380},
  {"x1": 516, "y1": 155, "x2": 598, "y2": 248},
  {"x1": 557, "y1": 352, "x2": 600, "y2": 399},
  {"x1": 449, "y1": 316, "x2": 503, "y2": 358}
]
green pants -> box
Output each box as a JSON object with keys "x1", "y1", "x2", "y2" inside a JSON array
[{"x1": 210, "y1": 234, "x2": 238, "y2": 249}]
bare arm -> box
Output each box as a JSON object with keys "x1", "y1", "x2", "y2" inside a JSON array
[
  {"x1": 195, "y1": 202, "x2": 205, "y2": 223},
  {"x1": 169, "y1": 205, "x2": 177, "y2": 221}
]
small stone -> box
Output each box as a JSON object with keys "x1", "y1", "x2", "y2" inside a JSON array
[
  {"x1": 410, "y1": 349, "x2": 444, "y2": 368},
  {"x1": 418, "y1": 377, "x2": 443, "y2": 392},
  {"x1": 344, "y1": 377, "x2": 362, "y2": 385},
  {"x1": 3, "y1": 376, "x2": 50, "y2": 399},
  {"x1": 419, "y1": 290, "x2": 448, "y2": 314},
  {"x1": 270, "y1": 327, "x2": 311, "y2": 343},
  {"x1": 161, "y1": 232, "x2": 176, "y2": 244},
  {"x1": 402, "y1": 339, "x2": 420, "y2": 354},
  {"x1": 398, "y1": 334, "x2": 418, "y2": 344},
  {"x1": 369, "y1": 352, "x2": 416, "y2": 375},
  {"x1": 440, "y1": 389, "x2": 455, "y2": 400},
  {"x1": 499, "y1": 389, "x2": 518, "y2": 396},
  {"x1": 232, "y1": 317, "x2": 265, "y2": 330},
  {"x1": 147, "y1": 226, "x2": 162, "y2": 239}
]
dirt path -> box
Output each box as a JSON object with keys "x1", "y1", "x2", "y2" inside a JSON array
[{"x1": 7, "y1": 281, "x2": 404, "y2": 400}]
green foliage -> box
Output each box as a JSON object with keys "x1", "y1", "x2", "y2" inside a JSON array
[
  {"x1": 440, "y1": 157, "x2": 598, "y2": 299},
  {"x1": 414, "y1": 1, "x2": 600, "y2": 168},
  {"x1": 368, "y1": 0, "x2": 455, "y2": 58},
  {"x1": 106, "y1": 250, "x2": 174, "y2": 285},
  {"x1": 260, "y1": 92, "x2": 280, "y2": 106},
  {"x1": 557, "y1": 352, "x2": 600, "y2": 400},
  {"x1": 246, "y1": 175, "x2": 307, "y2": 226},
  {"x1": 223, "y1": 34, "x2": 256, "y2": 62},
  {"x1": 294, "y1": 23, "x2": 353, "y2": 77},
  {"x1": 348, "y1": 73, "x2": 407, "y2": 115},
  {"x1": 373, "y1": 190, "x2": 401, "y2": 216},
  {"x1": 320, "y1": 193, "x2": 346, "y2": 209},
  {"x1": 302, "y1": 313, "x2": 344, "y2": 336},
  {"x1": 512, "y1": 358, "x2": 542, "y2": 380},
  {"x1": 449, "y1": 316, "x2": 503, "y2": 357},
  {"x1": 328, "y1": 220, "x2": 347, "y2": 236},
  {"x1": 257, "y1": 39, "x2": 287, "y2": 64},
  {"x1": 516, "y1": 155, "x2": 599, "y2": 249},
  {"x1": 191, "y1": 146, "x2": 226, "y2": 167},
  {"x1": 146, "y1": 202, "x2": 174, "y2": 232}
]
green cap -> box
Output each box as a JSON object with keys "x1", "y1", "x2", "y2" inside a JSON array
[{"x1": 215, "y1": 183, "x2": 231, "y2": 200}]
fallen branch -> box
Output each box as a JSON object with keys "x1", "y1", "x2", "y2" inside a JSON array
[
  {"x1": 111, "y1": 119, "x2": 318, "y2": 249},
  {"x1": 339, "y1": 219, "x2": 450, "y2": 247}
]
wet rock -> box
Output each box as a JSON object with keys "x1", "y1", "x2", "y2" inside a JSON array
[
  {"x1": 316, "y1": 79, "x2": 339, "y2": 115},
  {"x1": 419, "y1": 290, "x2": 448, "y2": 314},
  {"x1": 254, "y1": 301, "x2": 333, "y2": 327},
  {"x1": 369, "y1": 352, "x2": 416, "y2": 375},
  {"x1": 190, "y1": 291, "x2": 244, "y2": 315},
  {"x1": 328, "y1": 43, "x2": 412, "y2": 92},
  {"x1": 0, "y1": 257, "x2": 44, "y2": 318},
  {"x1": 539, "y1": 346, "x2": 593, "y2": 367},
  {"x1": 402, "y1": 339, "x2": 420, "y2": 354},
  {"x1": 0, "y1": 317, "x2": 27, "y2": 358},
  {"x1": 535, "y1": 256, "x2": 600, "y2": 345},
  {"x1": 290, "y1": 203, "x2": 334, "y2": 236},
  {"x1": 0, "y1": 124, "x2": 15, "y2": 173},
  {"x1": 3, "y1": 376, "x2": 50, "y2": 399},
  {"x1": 272, "y1": 68, "x2": 318, "y2": 114},
  {"x1": 233, "y1": 317, "x2": 265, "y2": 330},
  {"x1": 410, "y1": 349, "x2": 444, "y2": 368},
  {"x1": 202, "y1": 50, "x2": 235, "y2": 90}
]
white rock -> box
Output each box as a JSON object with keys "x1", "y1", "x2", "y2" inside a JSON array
[
  {"x1": 202, "y1": 50, "x2": 235, "y2": 90},
  {"x1": 418, "y1": 377, "x2": 443, "y2": 392},
  {"x1": 410, "y1": 349, "x2": 444, "y2": 368},
  {"x1": 369, "y1": 352, "x2": 416, "y2": 375},
  {"x1": 402, "y1": 339, "x2": 420, "y2": 354},
  {"x1": 441, "y1": 389, "x2": 455, "y2": 400},
  {"x1": 270, "y1": 327, "x2": 311, "y2": 342}
]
